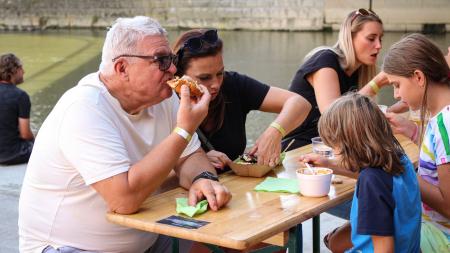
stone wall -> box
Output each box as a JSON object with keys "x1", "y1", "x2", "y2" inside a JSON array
[
  {"x1": 0, "y1": 0, "x2": 449, "y2": 32},
  {"x1": 325, "y1": 0, "x2": 450, "y2": 32}
]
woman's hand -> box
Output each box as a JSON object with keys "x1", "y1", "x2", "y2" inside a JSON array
[
  {"x1": 373, "y1": 71, "x2": 390, "y2": 88},
  {"x1": 249, "y1": 127, "x2": 282, "y2": 167},
  {"x1": 206, "y1": 150, "x2": 232, "y2": 170}
]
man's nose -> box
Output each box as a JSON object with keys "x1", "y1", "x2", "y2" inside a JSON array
[{"x1": 168, "y1": 62, "x2": 177, "y2": 74}]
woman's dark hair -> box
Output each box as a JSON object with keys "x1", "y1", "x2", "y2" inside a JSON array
[
  {"x1": 173, "y1": 29, "x2": 226, "y2": 137},
  {"x1": 0, "y1": 53, "x2": 22, "y2": 82},
  {"x1": 173, "y1": 29, "x2": 223, "y2": 77}
]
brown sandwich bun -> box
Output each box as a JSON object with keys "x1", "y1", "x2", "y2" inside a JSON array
[{"x1": 166, "y1": 75, "x2": 204, "y2": 98}]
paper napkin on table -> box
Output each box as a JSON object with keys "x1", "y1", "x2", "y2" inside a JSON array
[
  {"x1": 254, "y1": 177, "x2": 299, "y2": 193},
  {"x1": 176, "y1": 198, "x2": 209, "y2": 217}
]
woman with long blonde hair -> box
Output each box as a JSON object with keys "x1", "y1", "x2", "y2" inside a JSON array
[{"x1": 283, "y1": 8, "x2": 389, "y2": 151}]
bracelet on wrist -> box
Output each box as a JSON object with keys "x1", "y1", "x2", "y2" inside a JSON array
[
  {"x1": 192, "y1": 171, "x2": 219, "y2": 184},
  {"x1": 270, "y1": 122, "x2": 286, "y2": 137},
  {"x1": 369, "y1": 80, "x2": 380, "y2": 94},
  {"x1": 173, "y1": 127, "x2": 192, "y2": 142}
]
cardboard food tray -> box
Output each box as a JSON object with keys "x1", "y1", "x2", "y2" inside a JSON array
[{"x1": 228, "y1": 159, "x2": 273, "y2": 177}]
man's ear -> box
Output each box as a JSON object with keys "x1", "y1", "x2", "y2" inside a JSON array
[
  {"x1": 413, "y1": 69, "x2": 426, "y2": 88},
  {"x1": 113, "y1": 59, "x2": 129, "y2": 81}
]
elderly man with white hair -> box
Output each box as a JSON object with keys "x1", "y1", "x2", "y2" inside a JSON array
[{"x1": 18, "y1": 16, "x2": 231, "y2": 253}]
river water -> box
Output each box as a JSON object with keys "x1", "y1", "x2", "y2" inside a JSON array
[{"x1": 1, "y1": 29, "x2": 449, "y2": 146}]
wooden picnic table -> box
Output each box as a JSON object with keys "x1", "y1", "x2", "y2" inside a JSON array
[{"x1": 106, "y1": 134, "x2": 418, "y2": 252}]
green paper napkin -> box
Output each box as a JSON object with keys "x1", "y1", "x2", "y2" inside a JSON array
[
  {"x1": 254, "y1": 177, "x2": 299, "y2": 193},
  {"x1": 176, "y1": 198, "x2": 209, "y2": 217}
]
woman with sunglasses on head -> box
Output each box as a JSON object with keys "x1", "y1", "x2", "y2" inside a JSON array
[
  {"x1": 173, "y1": 29, "x2": 311, "y2": 171},
  {"x1": 282, "y1": 8, "x2": 389, "y2": 152}
]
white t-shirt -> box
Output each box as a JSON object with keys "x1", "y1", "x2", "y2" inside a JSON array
[{"x1": 18, "y1": 72, "x2": 200, "y2": 253}]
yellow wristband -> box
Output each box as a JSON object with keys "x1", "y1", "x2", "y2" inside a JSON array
[
  {"x1": 270, "y1": 122, "x2": 286, "y2": 137},
  {"x1": 369, "y1": 80, "x2": 380, "y2": 94},
  {"x1": 173, "y1": 127, "x2": 192, "y2": 142}
]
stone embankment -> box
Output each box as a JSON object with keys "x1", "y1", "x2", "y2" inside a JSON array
[{"x1": 0, "y1": 0, "x2": 449, "y2": 32}]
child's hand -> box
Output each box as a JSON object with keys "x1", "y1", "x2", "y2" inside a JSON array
[
  {"x1": 299, "y1": 153, "x2": 331, "y2": 168},
  {"x1": 385, "y1": 112, "x2": 417, "y2": 139}
]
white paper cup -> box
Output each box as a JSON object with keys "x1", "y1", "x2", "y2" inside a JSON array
[{"x1": 296, "y1": 167, "x2": 333, "y2": 197}]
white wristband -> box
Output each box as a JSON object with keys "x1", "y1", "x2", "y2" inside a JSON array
[{"x1": 173, "y1": 127, "x2": 192, "y2": 142}]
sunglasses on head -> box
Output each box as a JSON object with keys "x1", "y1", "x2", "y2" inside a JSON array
[
  {"x1": 351, "y1": 8, "x2": 378, "y2": 24},
  {"x1": 112, "y1": 54, "x2": 178, "y2": 71},
  {"x1": 179, "y1": 29, "x2": 219, "y2": 54}
]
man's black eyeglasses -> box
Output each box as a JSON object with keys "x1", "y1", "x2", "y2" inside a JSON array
[
  {"x1": 112, "y1": 54, "x2": 178, "y2": 71},
  {"x1": 180, "y1": 29, "x2": 219, "y2": 53},
  {"x1": 351, "y1": 8, "x2": 378, "y2": 24}
]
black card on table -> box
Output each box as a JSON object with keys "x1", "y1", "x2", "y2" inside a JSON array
[{"x1": 157, "y1": 215, "x2": 210, "y2": 229}]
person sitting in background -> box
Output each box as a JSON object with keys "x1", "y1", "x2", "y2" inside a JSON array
[
  {"x1": 282, "y1": 8, "x2": 389, "y2": 151},
  {"x1": 172, "y1": 29, "x2": 311, "y2": 170},
  {"x1": 19, "y1": 16, "x2": 231, "y2": 253},
  {"x1": 302, "y1": 93, "x2": 421, "y2": 253},
  {"x1": 0, "y1": 53, "x2": 34, "y2": 165},
  {"x1": 383, "y1": 34, "x2": 450, "y2": 253}
]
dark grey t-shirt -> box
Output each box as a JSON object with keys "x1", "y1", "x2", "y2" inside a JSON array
[{"x1": 0, "y1": 82, "x2": 31, "y2": 161}]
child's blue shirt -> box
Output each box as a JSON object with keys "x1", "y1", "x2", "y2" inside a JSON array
[{"x1": 346, "y1": 156, "x2": 421, "y2": 253}]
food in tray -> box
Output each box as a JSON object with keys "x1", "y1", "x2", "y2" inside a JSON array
[
  {"x1": 166, "y1": 75, "x2": 203, "y2": 98},
  {"x1": 236, "y1": 153, "x2": 257, "y2": 164},
  {"x1": 235, "y1": 152, "x2": 286, "y2": 165}
]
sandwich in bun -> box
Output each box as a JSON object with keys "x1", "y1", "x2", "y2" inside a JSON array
[{"x1": 166, "y1": 75, "x2": 203, "y2": 98}]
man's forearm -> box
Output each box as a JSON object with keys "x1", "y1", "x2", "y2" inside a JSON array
[
  {"x1": 127, "y1": 132, "x2": 190, "y2": 194},
  {"x1": 175, "y1": 148, "x2": 217, "y2": 189}
]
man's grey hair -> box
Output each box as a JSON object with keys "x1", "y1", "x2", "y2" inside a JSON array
[{"x1": 99, "y1": 16, "x2": 167, "y2": 75}]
